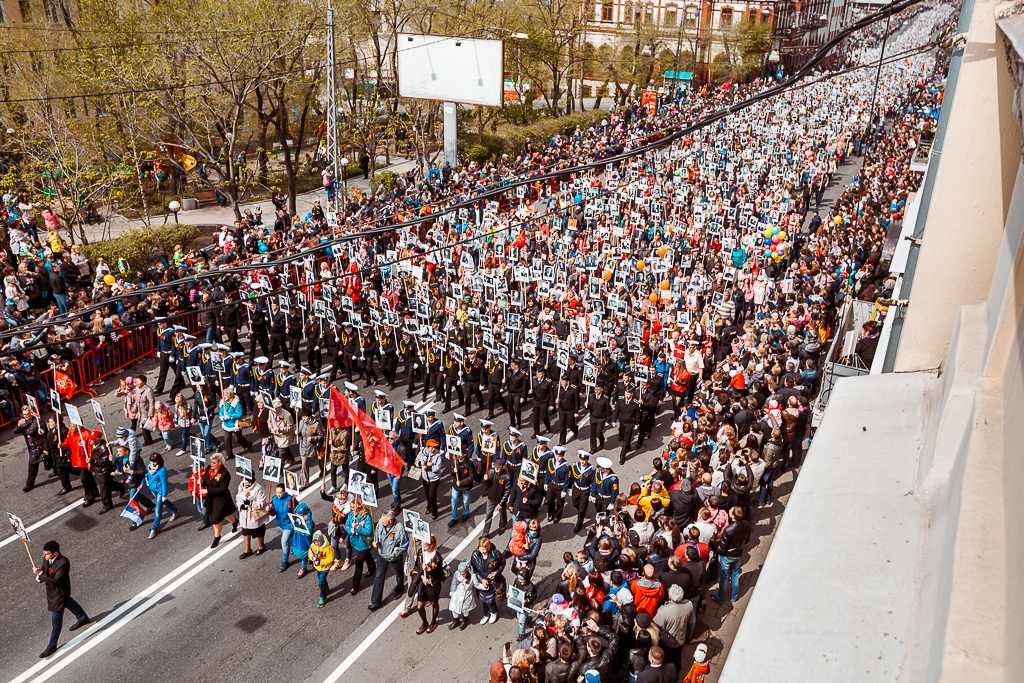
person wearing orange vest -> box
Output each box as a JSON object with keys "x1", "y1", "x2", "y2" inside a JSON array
[
  {"x1": 682, "y1": 643, "x2": 710, "y2": 683},
  {"x1": 61, "y1": 425, "x2": 101, "y2": 506}
]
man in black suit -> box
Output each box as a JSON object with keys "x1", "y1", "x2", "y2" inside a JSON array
[
  {"x1": 35, "y1": 540, "x2": 90, "y2": 658},
  {"x1": 635, "y1": 646, "x2": 677, "y2": 683}
]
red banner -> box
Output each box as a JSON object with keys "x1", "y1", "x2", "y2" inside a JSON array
[{"x1": 328, "y1": 387, "x2": 405, "y2": 477}]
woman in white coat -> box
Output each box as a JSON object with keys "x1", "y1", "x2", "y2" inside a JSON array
[{"x1": 448, "y1": 557, "x2": 477, "y2": 630}]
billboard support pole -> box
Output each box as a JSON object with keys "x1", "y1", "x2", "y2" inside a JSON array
[
  {"x1": 443, "y1": 102, "x2": 458, "y2": 168},
  {"x1": 327, "y1": 0, "x2": 341, "y2": 214}
]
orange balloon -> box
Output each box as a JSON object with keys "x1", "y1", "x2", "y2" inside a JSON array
[
  {"x1": 603, "y1": 269, "x2": 613, "y2": 281},
  {"x1": 648, "y1": 291, "x2": 659, "y2": 303},
  {"x1": 636, "y1": 260, "x2": 645, "y2": 271},
  {"x1": 660, "y1": 280, "x2": 670, "y2": 290},
  {"x1": 657, "y1": 246, "x2": 666, "y2": 257}
]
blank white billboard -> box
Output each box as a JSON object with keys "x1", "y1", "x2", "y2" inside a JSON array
[{"x1": 397, "y1": 34, "x2": 504, "y2": 108}]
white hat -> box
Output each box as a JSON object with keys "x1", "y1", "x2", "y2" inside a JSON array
[
  {"x1": 553, "y1": 446, "x2": 567, "y2": 454},
  {"x1": 453, "y1": 413, "x2": 466, "y2": 421},
  {"x1": 480, "y1": 419, "x2": 494, "y2": 428},
  {"x1": 344, "y1": 382, "x2": 358, "y2": 391},
  {"x1": 536, "y1": 435, "x2": 550, "y2": 443},
  {"x1": 578, "y1": 450, "x2": 592, "y2": 459},
  {"x1": 508, "y1": 427, "x2": 521, "y2": 437},
  {"x1": 374, "y1": 390, "x2": 387, "y2": 398},
  {"x1": 254, "y1": 356, "x2": 269, "y2": 364},
  {"x1": 278, "y1": 360, "x2": 291, "y2": 368},
  {"x1": 596, "y1": 456, "x2": 613, "y2": 469},
  {"x1": 694, "y1": 643, "x2": 708, "y2": 664},
  {"x1": 402, "y1": 400, "x2": 416, "y2": 408}
]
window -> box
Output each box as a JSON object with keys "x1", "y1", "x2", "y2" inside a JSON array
[
  {"x1": 748, "y1": 10, "x2": 757, "y2": 24},
  {"x1": 762, "y1": 10, "x2": 772, "y2": 24},
  {"x1": 18, "y1": 0, "x2": 32, "y2": 23},
  {"x1": 0, "y1": 1, "x2": 8, "y2": 24},
  {"x1": 684, "y1": 5, "x2": 698, "y2": 27},
  {"x1": 720, "y1": 7, "x2": 733, "y2": 28},
  {"x1": 624, "y1": 1, "x2": 633, "y2": 23},
  {"x1": 601, "y1": 1, "x2": 613, "y2": 21},
  {"x1": 665, "y1": 4, "x2": 677, "y2": 26},
  {"x1": 644, "y1": 3, "x2": 654, "y2": 24}
]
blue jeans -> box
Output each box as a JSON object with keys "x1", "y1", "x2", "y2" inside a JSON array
[
  {"x1": 479, "y1": 595, "x2": 497, "y2": 616},
  {"x1": 280, "y1": 527, "x2": 294, "y2": 564},
  {"x1": 317, "y1": 569, "x2": 330, "y2": 600},
  {"x1": 151, "y1": 497, "x2": 178, "y2": 531},
  {"x1": 159, "y1": 430, "x2": 173, "y2": 448},
  {"x1": 178, "y1": 426, "x2": 190, "y2": 450},
  {"x1": 48, "y1": 598, "x2": 88, "y2": 649},
  {"x1": 758, "y1": 470, "x2": 776, "y2": 505},
  {"x1": 199, "y1": 423, "x2": 220, "y2": 451},
  {"x1": 53, "y1": 293, "x2": 69, "y2": 314},
  {"x1": 205, "y1": 327, "x2": 221, "y2": 345},
  {"x1": 450, "y1": 488, "x2": 470, "y2": 520},
  {"x1": 370, "y1": 553, "x2": 406, "y2": 608},
  {"x1": 716, "y1": 555, "x2": 742, "y2": 602},
  {"x1": 387, "y1": 473, "x2": 402, "y2": 509},
  {"x1": 687, "y1": 597, "x2": 699, "y2": 640}
]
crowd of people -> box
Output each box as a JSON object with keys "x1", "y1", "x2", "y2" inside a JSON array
[{"x1": 7, "y1": 2, "x2": 957, "y2": 678}]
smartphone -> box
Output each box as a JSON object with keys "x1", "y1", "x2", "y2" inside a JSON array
[{"x1": 504, "y1": 641, "x2": 511, "y2": 652}]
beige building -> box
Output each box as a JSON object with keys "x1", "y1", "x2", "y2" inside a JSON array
[{"x1": 719, "y1": 0, "x2": 1024, "y2": 680}]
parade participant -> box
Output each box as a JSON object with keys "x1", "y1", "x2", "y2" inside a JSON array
[
  {"x1": 291, "y1": 502, "x2": 315, "y2": 579},
  {"x1": 555, "y1": 375, "x2": 580, "y2": 446},
  {"x1": 447, "y1": 558, "x2": 477, "y2": 631},
  {"x1": 326, "y1": 423, "x2": 352, "y2": 495},
  {"x1": 613, "y1": 389, "x2": 641, "y2": 465},
  {"x1": 462, "y1": 345, "x2": 485, "y2": 416},
  {"x1": 62, "y1": 423, "x2": 101, "y2": 507},
  {"x1": 218, "y1": 386, "x2": 252, "y2": 460},
  {"x1": 586, "y1": 383, "x2": 612, "y2": 453},
  {"x1": 344, "y1": 496, "x2": 374, "y2": 596},
  {"x1": 268, "y1": 483, "x2": 296, "y2": 572},
  {"x1": 368, "y1": 509, "x2": 409, "y2": 611},
  {"x1": 441, "y1": 343, "x2": 463, "y2": 413},
  {"x1": 413, "y1": 534, "x2": 446, "y2": 634},
  {"x1": 46, "y1": 414, "x2": 73, "y2": 495},
  {"x1": 296, "y1": 409, "x2": 324, "y2": 483},
  {"x1": 449, "y1": 447, "x2": 475, "y2": 527},
  {"x1": 570, "y1": 451, "x2": 596, "y2": 534},
  {"x1": 144, "y1": 453, "x2": 178, "y2": 539},
  {"x1": 470, "y1": 536, "x2": 505, "y2": 625},
  {"x1": 485, "y1": 350, "x2": 507, "y2": 417},
  {"x1": 201, "y1": 453, "x2": 238, "y2": 548},
  {"x1": 592, "y1": 457, "x2": 620, "y2": 515},
  {"x1": 482, "y1": 457, "x2": 513, "y2": 537},
  {"x1": 415, "y1": 438, "x2": 445, "y2": 520},
  {"x1": 502, "y1": 427, "x2": 527, "y2": 477},
  {"x1": 543, "y1": 446, "x2": 571, "y2": 522},
  {"x1": 309, "y1": 530, "x2": 335, "y2": 608},
  {"x1": 34, "y1": 540, "x2": 90, "y2": 658},
  {"x1": 510, "y1": 475, "x2": 543, "y2": 522},
  {"x1": 531, "y1": 366, "x2": 555, "y2": 434},
  {"x1": 15, "y1": 405, "x2": 49, "y2": 492},
  {"x1": 235, "y1": 475, "x2": 269, "y2": 558},
  {"x1": 506, "y1": 358, "x2": 527, "y2": 429},
  {"x1": 319, "y1": 483, "x2": 351, "y2": 570},
  {"x1": 386, "y1": 430, "x2": 407, "y2": 510}
]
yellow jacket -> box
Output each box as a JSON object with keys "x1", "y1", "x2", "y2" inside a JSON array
[
  {"x1": 638, "y1": 490, "x2": 671, "y2": 520},
  {"x1": 309, "y1": 541, "x2": 335, "y2": 572}
]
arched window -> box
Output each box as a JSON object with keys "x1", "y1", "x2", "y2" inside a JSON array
[
  {"x1": 601, "y1": 2, "x2": 613, "y2": 21},
  {"x1": 665, "y1": 4, "x2": 678, "y2": 26},
  {"x1": 624, "y1": 1, "x2": 634, "y2": 23},
  {"x1": 582, "y1": 43, "x2": 597, "y2": 78},
  {"x1": 620, "y1": 45, "x2": 636, "y2": 75},
  {"x1": 684, "y1": 5, "x2": 698, "y2": 27},
  {"x1": 645, "y1": 3, "x2": 654, "y2": 24},
  {"x1": 720, "y1": 7, "x2": 733, "y2": 28},
  {"x1": 748, "y1": 10, "x2": 757, "y2": 24},
  {"x1": 762, "y1": 10, "x2": 772, "y2": 24}
]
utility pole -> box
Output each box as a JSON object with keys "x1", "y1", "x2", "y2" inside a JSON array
[{"x1": 326, "y1": 0, "x2": 341, "y2": 215}]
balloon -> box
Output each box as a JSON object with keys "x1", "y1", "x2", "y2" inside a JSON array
[
  {"x1": 636, "y1": 260, "x2": 645, "y2": 271},
  {"x1": 770, "y1": 244, "x2": 777, "y2": 252},
  {"x1": 660, "y1": 280, "x2": 670, "y2": 290},
  {"x1": 779, "y1": 231, "x2": 787, "y2": 241},
  {"x1": 603, "y1": 269, "x2": 613, "y2": 281},
  {"x1": 763, "y1": 228, "x2": 772, "y2": 238},
  {"x1": 772, "y1": 236, "x2": 779, "y2": 245},
  {"x1": 764, "y1": 237, "x2": 773, "y2": 246},
  {"x1": 648, "y1": 292, "x2": 658, "y2": 303},
  {"x1": 657, "y1": 246, "x2": 666, "y2": 257},
  {"x1": 771, "y1": 226, "x2": 779, "y2": 236},
  {"x1": 104, "y1": 274, "x2": 115, "y2": 285}
]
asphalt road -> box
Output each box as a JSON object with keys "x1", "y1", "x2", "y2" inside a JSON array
[{"x1": 0, "y1": 345, "x2": 689, "y2": 683}]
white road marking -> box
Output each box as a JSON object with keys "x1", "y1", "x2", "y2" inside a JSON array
[
  {"x1": 1, "y1": 499, "x2": 85, "y2": 550},
  {"x1": 18, "y1": 477, "x2": 323, "y2": 683},
  {"x1": 321, "y1": 518, "x2": 486, "y2": 683}
]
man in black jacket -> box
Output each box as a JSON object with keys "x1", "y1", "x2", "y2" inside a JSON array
[
  {"x1": 35, "y1": 540, "x2": 90, "y2": 657},
  {"x1": 555, "y1": 376, "x2": 580, "y2": 446},
  {"x1": 586, "y1": 384, "x2": 612, "y2": 453},
  {"x1": 711, "y1": 506, "x2": 752, "y2": 605},
  {"x1": 573, "y1": 619, "x2": 619, "y2": 682},
  {"x1": 668, "y1": 478, "x2": 701, "y2": 527},
  {"x1": 481, "y1": 458, "x2": 512, "y2": 537},
  {"x1": 613, "y1": 389, "x2": 640, "y2": 465}
]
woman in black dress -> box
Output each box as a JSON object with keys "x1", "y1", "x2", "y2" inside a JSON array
[
  {"x1": 202, "y1": 453, "x2": 238, "y2": 548},
  {"x1": 415, "y1": 535, "x2": 446, "y2": 634}
]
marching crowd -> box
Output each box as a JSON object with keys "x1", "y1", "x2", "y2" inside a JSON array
[{"x1": 8, "y1": 2, "x2": 956, "y2": 679}]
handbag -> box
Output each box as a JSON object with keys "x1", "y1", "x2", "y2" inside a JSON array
[
  {"x1": 406, "y1": 465, "x2": 422, "y2": 481},
  {"x1": 143, "y1": 418, "x2": 156, "y2": 431},
  {"x1": 237, "y1": 415, "x2": 253, "y2": 429}
]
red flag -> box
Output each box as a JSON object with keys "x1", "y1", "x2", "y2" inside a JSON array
[
  {"x1": 54, "y1": 370, "x2": 76, "y2": 399},
  {"x1": 720, "y1": 79, "x2": 733, "y2": 90},
  {"x1": 327, "y1": 387, "x2": 406, "y2": 477}
]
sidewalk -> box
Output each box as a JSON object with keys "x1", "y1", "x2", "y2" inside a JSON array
[{"x1": 83, "y1": 157, "x2": 420, "y2": 241}]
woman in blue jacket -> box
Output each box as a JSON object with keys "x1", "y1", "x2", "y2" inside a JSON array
[
  {"x1": 291, "y1": 503, "x2": 315, "y2": 579},
  {"x1": 268, "y1": 484, "x2": 296, "y2": 572},
  {"x1": 344, "y1": 498, "x2": 374, "y2": 595},
  {"x1": 145, "y1": 453, "x2": 178, "y2": 539}
]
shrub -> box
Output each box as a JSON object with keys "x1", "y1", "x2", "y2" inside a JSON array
[
  {"x1": 82, "y1": 223, "x2": 201, "y2": 271},
  {"x1": 466, "y1": 143, "x2": 492, "y2": 164},
  {"x1": 369, "y1": 170, "x2": 396, "y2": 196}
]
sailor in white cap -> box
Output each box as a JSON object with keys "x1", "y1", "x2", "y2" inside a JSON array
[
  {"x1": 155, "y1": 317, "x2": 176, "y2": 394},
  {"x1": 591, "y1": 456, "x2": 619, "y2": 515},
  {"x1": 502, "y1": 427, "x2": 527, "y2": 477},
  {"x1": 394, "y1": 400, "x2": 417, "y2": 455},
  {"x1": 274, "y1": 361, "x2": 295, "y2": 402},
  {"x1": 570, "y1": 450, "x2": 595, "y2": 533},
  {"x1": 528, "y1": 435, "x2": 553, "y2": 482},
  {"x1": 372, "y1": 391, "x2": 393, "y2": 432},
  {"x1": 448, "y1": 413, "x2": 474, "y2": 464},
  {"x1": 544, "y1": 445, "x2": 571, "y2": 522},
  {"x1": 475, "y1": 419, "x2": 499, "y2": 469},
  {"x1": 252, "y1": 356, "x2": 273, "y2": 395}
]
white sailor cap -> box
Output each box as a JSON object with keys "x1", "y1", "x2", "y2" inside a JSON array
[
  {"x1": 344, "y1": 382, "x2": 358, "y2": 391},
  {"x1": 553, "y1": 446, "x2": 568, "y2": 454},
  {"x1": 254, "y1": 356, "x2": 269, "y2": 364},
  {"x1": 402, "y1": 400, "x2": 417, "y2": 408},
  {"x1": 479, "y1": 419, "x2": 494, "y2": 428},
  {"x1": 578, "y1": 450, "x2": 592, "y2": 459},
  {"x1": 508, "y1": 427, "x2": 521, "y2": 437},
  {"x1": 374, "y1": 390, "x2": 387, "y2": 398},
  {"x1": 536, "y1": 435, "x2": 550, "y2": 443},
  {"x1": 453, "y1": 413, "x2": 466, "y2": 421},
  {"x1": 596, "y1": 456, "x2": 613, "y2": 469}
]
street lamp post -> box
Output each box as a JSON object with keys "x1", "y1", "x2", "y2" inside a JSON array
[
  {"x1": 168, "y1": 200, "x2": 180, "y2": 224},
  {"x1": 340, "y1": 158, "x2": 349, "y2": 199}
]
